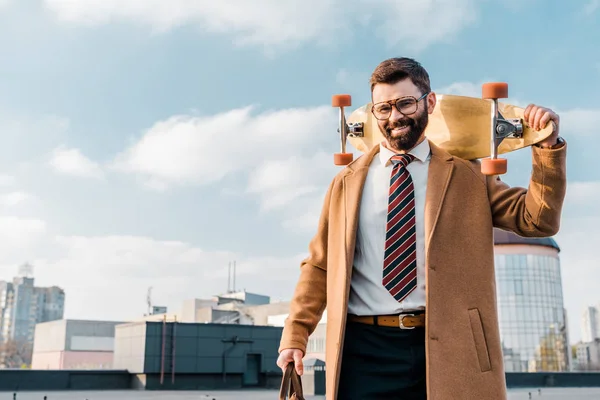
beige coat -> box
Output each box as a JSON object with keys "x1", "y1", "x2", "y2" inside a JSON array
[{"x1": 279, "y1": 139, "x2": 567, "y2": 399}]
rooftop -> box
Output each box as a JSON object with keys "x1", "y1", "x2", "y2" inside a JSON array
[{"x1": 493, "y1": 228, "x2": 560, "y2": 252}]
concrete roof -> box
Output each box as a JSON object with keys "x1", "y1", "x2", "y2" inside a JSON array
[{"x1": 493, "y1": 228, "x2": 560, "y2": 252}]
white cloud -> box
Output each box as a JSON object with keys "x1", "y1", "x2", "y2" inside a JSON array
[
  {"x1": 0, "y1": 114, "x2": 70, "y2": 165},
  {"x1": 110, "y1": 104, "x2": 341, "y2": 233},
  {"x1": 43, "y1": 0, "x2": 345, "y2": 51},
  {"x1": 111, "y1": 105, "x2": 338, "y2": 190},
  {"x1": 367, "y1": 0, "x2": 478, "y2": 52},
  {"x1": 43, "y1": 0, "x2": 478, "y2": 53},
  {"x1": 49, "y1": 145, "x2": 104, "y2": 179},
  {"x1": 0, "y1": 174, "x2": 15, "y2": 186},
  {"x1": 281, "y1": 195, "x2": 326, "y2": 233},
  {"x1": 558, "y1": 108, "x2": 599, "y2": 137},
  {"x1": 27, "y1": 234, "x2": 304, "y2": 321},
  {"x1": 583, "y1": 0, "x2": 599, "y2": 15},
  {"x1": 0, "y1": 191, "x2": 31, "y2": 206},
  {"x1": 433, "y1": 80, "x2": 529, "y2": 108},
  {"x1": 0, "y1": 211, "x2": 305, "y2": 322},
  {"x1": 0, "y1": 216, "x2": 47, "y2": 258},
  {"x1": 434, "y1": 81, "x2": 483, "y2": 98},
  {"x1": 566, "y1": 181, "x2": 600, "y2": 204},
  {"x1": 246, "y1": 151, "x2": 337, "y2": 212}
]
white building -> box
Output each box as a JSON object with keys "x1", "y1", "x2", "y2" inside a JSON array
[
  {"x1": 0, "y1": 263, "x2": 65, "y2": 367},
  {"x1": 31, "y1": 319, "x2": 125, "y2": 370},
  {"x1": 576, "y1": 339, "x2": 600, "y2": 371},
  {"x1": 582, "y1": 305, "x2": 600, "y2": 343}
]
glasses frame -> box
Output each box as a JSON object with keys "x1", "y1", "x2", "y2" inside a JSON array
[{"x1": 371, "y1": 92, "x2": 430, "y2": 120}]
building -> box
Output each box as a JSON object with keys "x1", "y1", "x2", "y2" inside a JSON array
[
  {"x1": 136, "y1": 290, "x2": 274, "y2": 325},
  {"x1": 493, "y1": 228, "x2": 570, "y2": 372},
  {"x1": 582, "y1": 305, "x2": 600, "y2": 343},
  {"x1": 0, "y1": 263, "x2": 65, "y2": 367},
  {"x1": 575, "y1": 339, "x2": 600, "y2": 371},
  {"x1": 31, "y1": 319, "x2": 125, "y2": 370},
  {"x1": 112, "y1": 321, "x2": 282, "y2": 389}
]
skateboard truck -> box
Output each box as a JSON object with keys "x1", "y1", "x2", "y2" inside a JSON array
[
  {"x1": 481, "y1": 82, "x2": 522, "y2": 175},
  {"x1": 331, "y1": 94, "x2": 359, "y2": 165}
]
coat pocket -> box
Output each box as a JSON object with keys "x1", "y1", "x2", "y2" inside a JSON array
[{"x1": 468, "y1": 308, "x2": 492, "y2": 372}]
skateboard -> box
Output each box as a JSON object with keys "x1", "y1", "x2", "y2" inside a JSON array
[{"x1": 331, "y1": 82, "x2": 555, "y2": 175}]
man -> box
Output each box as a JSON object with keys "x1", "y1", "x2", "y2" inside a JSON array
[{"x1": 277, "y1": 57, "x2": 566, "y2": 399}]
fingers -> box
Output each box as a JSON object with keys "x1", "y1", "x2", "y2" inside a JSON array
[
  {"x1": 523, "y1": 104, "x2": 559, "y2": 131},
  {"x1": 277, "y1": 349, "x2": 304, "y2": 375},
  {"x1": 523, "y1": 104, "x2": 533, "y2": 123},
  {"x1": 293, "y1": 350, "x2": 304, "y2": 375},
  {"x1": 276, "y1": 352, "x2": 288, "y2": 371},
  {"x1": 538, "y1": 112, "x2": 552, "y2": 131},
  {"x1": 533, "y1": 107, "x2": 545, "y2": 130}
]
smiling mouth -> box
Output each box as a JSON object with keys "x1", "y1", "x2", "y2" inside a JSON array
[{"x1": 390, "y1": 126, "x2": 410, "y2": 134}]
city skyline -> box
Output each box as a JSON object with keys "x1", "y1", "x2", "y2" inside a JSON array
[{"x1": 0, "y1": 1, "x2": 598, "y2": 346}]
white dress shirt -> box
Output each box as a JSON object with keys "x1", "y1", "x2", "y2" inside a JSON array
[{"x1": 347, "y1": 138, "x2": 430, "y2": 315}]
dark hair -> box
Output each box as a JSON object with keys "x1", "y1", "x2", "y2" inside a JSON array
[{"x1": 370, "y1": 57, "x2": 431, "y2": 96}]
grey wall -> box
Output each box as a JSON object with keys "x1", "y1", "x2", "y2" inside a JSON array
[
  {"x1": 0, "y1": 370, "x2": 130, "y2": 391},
  {"x1": 505, "y1": 372, "x2": 600, "y2": 388},
  {"x1": 112, "y1": 322, "x2": 147, "y2": 373},
  {"x1": 32, "y1": 320, "x2": 68, "y2": 352},
  {"x1": 64, "y1": 320, "x2": 125, "y2": 351},
  {"x1": 113, "y1": 321, "x2": 282, "y2": 380},
  {"x1": 141, "y1": 322, "x2": 282, "y2": 376},
  {"x1": 0, "y1": 370, "x2": 600, "y2": 392}
]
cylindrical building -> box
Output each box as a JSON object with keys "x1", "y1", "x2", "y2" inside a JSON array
[{"x1": 493, "y1": 228, "x2": 570, "y2": 372}]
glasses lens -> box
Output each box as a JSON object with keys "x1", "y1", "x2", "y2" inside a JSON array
[
  {"x1": 396, "y1": 98, "x2": 417, "y2": 115},
  {"x1": 373, "y1": 104, "x2": 392, "y2": 120}
]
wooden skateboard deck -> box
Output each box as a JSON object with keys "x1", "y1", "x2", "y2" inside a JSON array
[
  {"x1": 345, "y1": 93, "x2": 554, "y2": 160},
  {"x1": 332, "y1": 82, "x2": 555, "y2": 175}
]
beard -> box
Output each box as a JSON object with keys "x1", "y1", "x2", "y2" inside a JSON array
[{"x1": 381, "y1": 105, "x2": 429, "y2": 152}]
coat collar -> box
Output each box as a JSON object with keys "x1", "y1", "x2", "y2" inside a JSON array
[{"x1": 341, "y1": 138, "x2": 455, "y2": 261}]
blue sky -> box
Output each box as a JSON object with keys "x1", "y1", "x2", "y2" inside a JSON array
[{"x1": 0, "y1": 0, "x2": 598, "y2": 344}]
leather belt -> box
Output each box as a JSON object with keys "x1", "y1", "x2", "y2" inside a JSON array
[{"x1": 348, "y1": 312, "x2": 425, "y2": 329}]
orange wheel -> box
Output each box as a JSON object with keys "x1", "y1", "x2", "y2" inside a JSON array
[
  {"x1": 334, "y1": 153, "x2": 353, "y2": 165},
  {"x1": 332, "y1": 94, "x2": 351, "y2": 107},
  {"x1": 481, "y1": 158, "x2": 507, "y2": 175},
  {"x1": 482, "y1": 82, "x2": 508, "y2": 99}
]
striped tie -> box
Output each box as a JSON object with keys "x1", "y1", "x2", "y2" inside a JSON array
[{"x1": 383, "y1": 153, "x2": 417, "y2": 302}]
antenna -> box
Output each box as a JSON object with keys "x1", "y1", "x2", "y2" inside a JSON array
[
  {"x1": 233, "y1": 260, "x2": 236, "y2": 292},
  {"x1": 147, "y1": 287, "x2": 153, "y2": 315},
  {"x1": 228, "y1": 261, "x2": 231, "y2": 293},
  {"x1": 18, "y1": 262, "x2": 34, "y2": 278}
]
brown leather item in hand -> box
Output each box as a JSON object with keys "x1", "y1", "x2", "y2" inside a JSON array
[{"x1": 279, "y1": 362, "x2": 304, "y2": 400}]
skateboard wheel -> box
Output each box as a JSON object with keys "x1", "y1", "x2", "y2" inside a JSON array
[
  {"x1": 332, "y1": 94, "x2": 351, "y2": 108},
  {"x1": 482, "y1": 82, "x2": 508, "y2": 99},
  {"x1": 334, "y1": 153, "x2": 353, "y2": 165},
  {"x1": 481, "y1": 158, "x2": 507, "y2": 175}
]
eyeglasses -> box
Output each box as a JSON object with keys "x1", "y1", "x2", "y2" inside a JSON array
[{"x1": 371, "y1": 92, "x2": 429, "y2": 120}]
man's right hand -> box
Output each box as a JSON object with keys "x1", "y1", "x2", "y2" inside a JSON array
[{"x1": 277, "y1": 348, "x2": 304, "y2": 376}]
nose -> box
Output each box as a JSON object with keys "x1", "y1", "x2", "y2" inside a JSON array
[{"x1": 389, "y1": 106, "x2": 404, "y2": 121}]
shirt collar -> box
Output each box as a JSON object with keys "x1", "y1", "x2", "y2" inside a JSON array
[{"x1": 379, "y1": 137, "x2": 431, "y2": 166}]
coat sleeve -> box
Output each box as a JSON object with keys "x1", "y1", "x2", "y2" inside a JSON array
[
  {"x1": 486, "y1": 141, "x2": 567, "y2": 237},
  {"x1": 278, "y1": 178, "x2": 334, "y2": 355}
]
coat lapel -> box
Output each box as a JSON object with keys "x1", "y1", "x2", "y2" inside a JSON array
[
  {"x1": 424, "y1": 140, "x2": 455, "y2": 258},
  {"x1": 340, "y1": 140, "x2": 454, "y2": 269}
]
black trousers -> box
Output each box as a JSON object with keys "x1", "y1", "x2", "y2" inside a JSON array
[{"x1": 337, "y1": 318, "x2": 427, "y2": 400}]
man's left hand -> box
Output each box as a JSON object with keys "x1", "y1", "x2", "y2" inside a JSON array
[{"x1": 523, "y1": 103, "x2": 560, "y2": 147}]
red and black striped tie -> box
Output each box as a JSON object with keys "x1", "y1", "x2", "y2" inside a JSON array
[{"x1": 383, "y1": 154, "x2": 417, "y2": 302}]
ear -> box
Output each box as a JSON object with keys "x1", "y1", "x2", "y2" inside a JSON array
[{"x1": 427, "y1": 92, "x2": 437, "y2": 114}]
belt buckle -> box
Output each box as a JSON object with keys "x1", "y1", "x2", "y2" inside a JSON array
[{"x1": 399, "y1": 313, "x2": 415, "y2": 329}]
